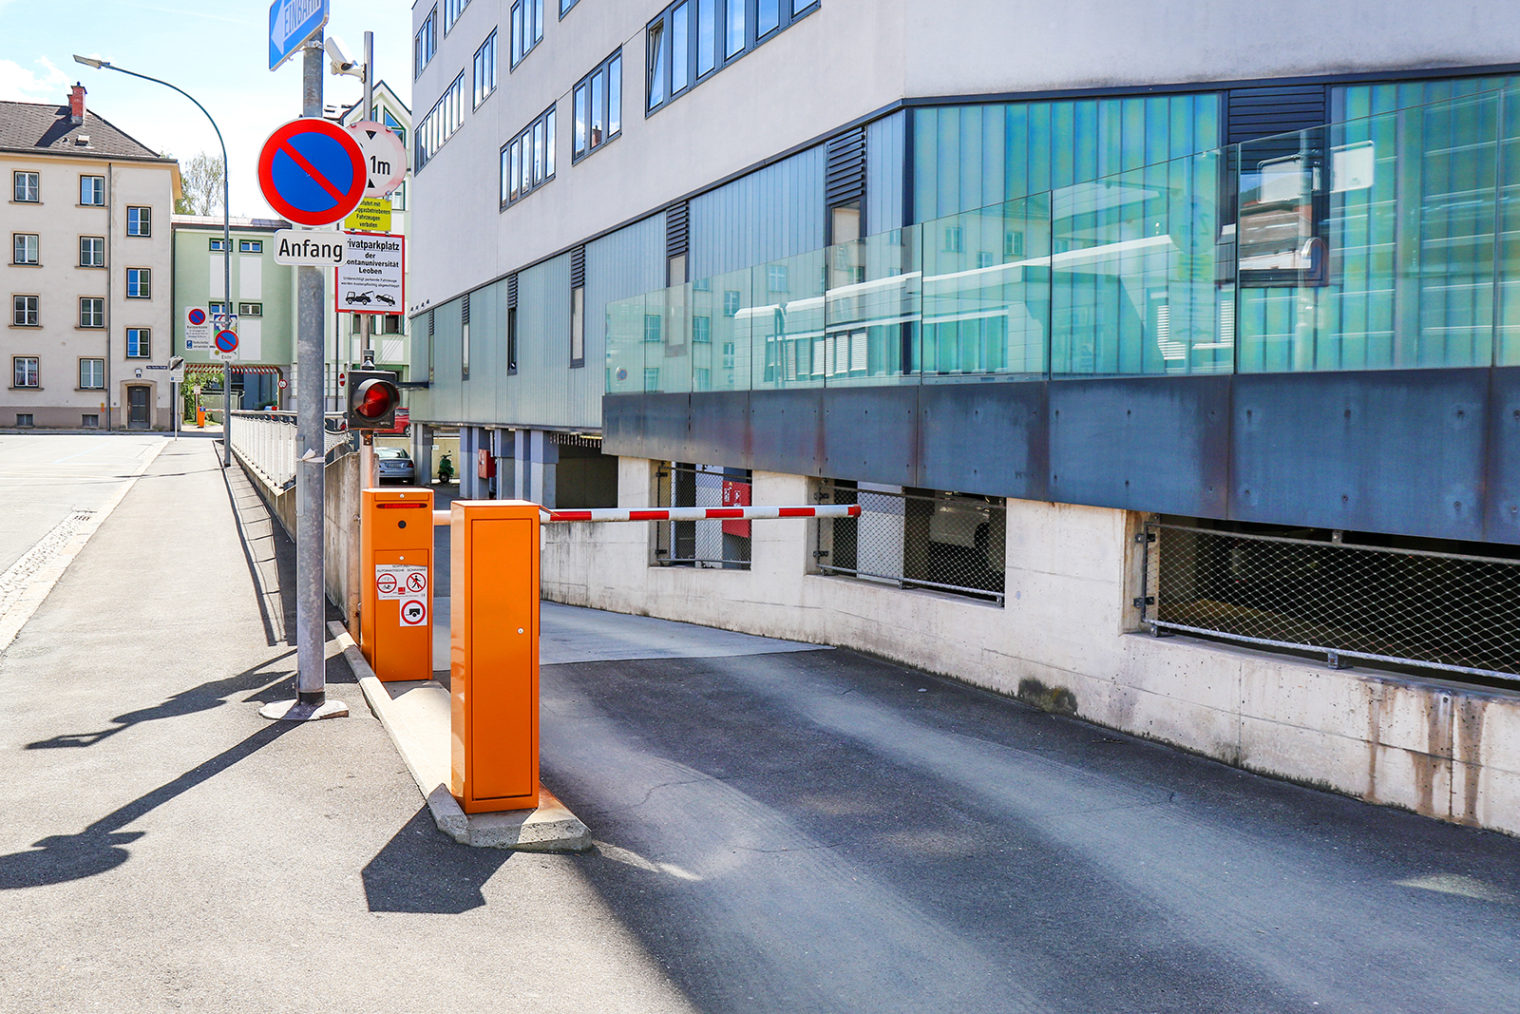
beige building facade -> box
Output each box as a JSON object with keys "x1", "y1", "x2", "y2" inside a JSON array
[{"x1": 1, "y1": 85, "x2": 179, "y2": 430}]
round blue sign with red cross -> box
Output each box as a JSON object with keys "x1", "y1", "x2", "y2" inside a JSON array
[
  {"x1": 188, "y1": 307, "x2": 206, "y2": 326},
  {"x1": 215, "y1": 329, "x2": 239, "y2": 353},
  {"x1": 256, "y1": 118, "x2": 367, "y2": 227}
]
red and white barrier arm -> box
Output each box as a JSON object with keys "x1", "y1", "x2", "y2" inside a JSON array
[{"x1": 544, "y1": 504, "x2": 862, "y2": 524}]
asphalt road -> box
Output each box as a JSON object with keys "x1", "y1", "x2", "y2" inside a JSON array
[{"x1": 1, "y1": 436, "x2": 1517, "y2": 1012}]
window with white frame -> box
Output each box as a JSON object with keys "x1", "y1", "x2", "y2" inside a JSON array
[
  {"x1": 126, "y1": 206, "x2": 151, "y2": 236},
  {"x1": 510, "y1": 0, "x2": 543, "y2": 67},
  {"x1": 80, "y1": 235, "x2": 104, "y2": 267},
  {"x1": 573, "y1": 50, "x2": 622, "y2": 161},
  {"x1": 209, "y1": 301, "x2": 228, "y2": 316},
  {"x1": 80, "y1": 358, "x2": 104, "y2": 389},
  {"x1": 239, "y1": 239, "x2": 262, "y2": 253},
  {"x1": 647, "y1": 0, "x2": 818, "y2": 112},
  {"x1": 126, "y1": 267, "x2": 151, "y2": 298},
  {"x1": 12, "y1": 233, "x2": 38, "y2": 265},
  {"x1": 238, "y1": 302, "x2": 262, "y2": 316},
  {"x1": 13, "y1": 171, "x2": 38, "y2": 202},
  {"x1": 79, "y1": 297, "x2": 104, "y2": 328},
  {"x1": 13, "y1": 356, "x2": 39, "y2": 388},
  {"x1": 80, "y1": 174, "x2": 104, "y2": 206},
  {"x1": 444, "y1": 0, "x2": 470, "y2": 32},
  {"x1": 500, "y1": 104, "x2": 556, "y2": 205},
  {"x1": 13, "y1": 295, "x2": 38, "y2": 326},
  {"x1": 126, "y1": 328, "x2": 150, "y2": 358},
  {"x1": 414, "y1": 5, "x2": 438, "y2": 77},
  {"x1": 415, "y1": 71, "x2": 465, "y2": 171},
  {"x1": 210, "y1": 237, "x2": 228, "y2": 251},
  {"x1": 473, "y1": 29, "x2": 497, "y2": 107}
]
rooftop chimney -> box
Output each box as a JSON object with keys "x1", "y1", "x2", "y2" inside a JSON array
[{"x1": 69, "y1": 83, "x2": 86, "y2": 125}]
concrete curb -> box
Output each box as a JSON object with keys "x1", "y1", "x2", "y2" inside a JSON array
[{"x1": 328, "y1": 621, "x2": 591, "y2": 852}]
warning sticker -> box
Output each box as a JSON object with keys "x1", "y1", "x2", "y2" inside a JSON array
[
  {"x1": 376, "y1": 565, "x2": 426, "y2": 601},
  {"x1": 399, "y1": 598, "x2": 428, "y2": 626}
]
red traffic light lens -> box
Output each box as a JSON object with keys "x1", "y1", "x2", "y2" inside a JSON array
[{"x1": 356, "y1": 381, "x2": 395, "y2": 418}]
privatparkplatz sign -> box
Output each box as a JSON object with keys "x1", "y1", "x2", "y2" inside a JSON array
[{"x1": 273, "y1": 228, "x2": 345, "y2": 267}]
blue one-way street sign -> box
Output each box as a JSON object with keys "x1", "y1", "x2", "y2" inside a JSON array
[{"x1": 268, "y1": 0, "x2": 328, "y2": 71}]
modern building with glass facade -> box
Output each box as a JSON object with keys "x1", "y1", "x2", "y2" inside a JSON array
[{"x1": 408, "y1": 0, "x2": 1520, "y2": 833}]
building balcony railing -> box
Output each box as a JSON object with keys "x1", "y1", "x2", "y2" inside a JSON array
[{"x1": 607, "y1": 82, "x2": 1520, "y2": 396}]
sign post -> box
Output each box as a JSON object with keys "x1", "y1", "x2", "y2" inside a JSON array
[{"x1": 259, "y1": 14, "x2": 346, "y2": 724}]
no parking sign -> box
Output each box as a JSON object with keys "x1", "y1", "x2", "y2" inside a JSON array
[{"x1": 257, "y1": 118, "x2": 367, "y2": 227}]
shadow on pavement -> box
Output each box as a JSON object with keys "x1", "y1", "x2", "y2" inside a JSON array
[
  {"x1": 361, "y1": 807, "x2": 512, "y2": 914},
  {"x1": 0, "y1": 723, "x2": 295, "y2": 889},
  {"x1": 222, "y1": 458, "x2": 297, "y2": 647},
  {"x1": 25, "y1": 651, "x2": 297, "y2": 749}
]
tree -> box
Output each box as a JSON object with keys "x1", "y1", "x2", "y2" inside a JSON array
[{"x1": 174, "y1": 152, "x2": 224, "y2": 216}]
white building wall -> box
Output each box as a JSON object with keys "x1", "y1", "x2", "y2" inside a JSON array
[{"x1": 538, "y1": 458, "x2": 1520, "y2": 838}]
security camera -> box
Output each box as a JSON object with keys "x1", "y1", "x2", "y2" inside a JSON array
[{"x1": 325, "y1": 37, "x2": 364, "y2": 79}]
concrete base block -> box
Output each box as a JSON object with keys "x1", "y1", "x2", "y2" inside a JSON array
[
  {"x1": 259, "y1": 698, "x2": 349, "y2": 721},
  {"x1": 330, "y1": 622, "x2": 591, "y2": 853}
]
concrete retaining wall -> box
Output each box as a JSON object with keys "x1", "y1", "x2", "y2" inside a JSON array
[{"x1": 540, "y1": 457, "x2": 1520, "y2": 837}]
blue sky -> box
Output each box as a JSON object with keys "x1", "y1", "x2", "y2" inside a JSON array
[{"x1": 1, "y1": 0, "x2": 413, "y2": 217}]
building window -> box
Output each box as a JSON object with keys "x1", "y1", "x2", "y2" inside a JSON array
[
  {"x1": 126, "y1": 267, "x2": 151, "y2": 299},
  {"x1": 13, "y1": 171, "x2": 39, "y2": 203},
  {"x1": 126, "y1": 328, "x2": 151, "y2": 358},
  {"x1": 13, "y1": 356, "x2": 39, "y2": 388},
  {"x1": 461, "y1": 294, "x2": 471, "y2": 380},
  {"x1": 16, "y1": 413, "x2": 33, "y2": 427},
  {"x1": 79, "y1": 297, "x2": 104, "y2": 328},
  {"x1": 473, "y1": 29, "x2": 497, "y2": 107},
  {"x1": 239, "y1": 239, "x2": 262, "y2": 253},
  {"x1": 80, "y1": 175, "x2": 104, "y2": 206},
  {"x1": 80, "y1": 358, "x2": 104, "y2": 389},
  {"x1": 573, "y1": 50, "x2": 622, "y2": 162},
  {"x1": 647, "y1": 0, "x2": 817, "y2": 112},
  {"x1": 510, "y1": 0, "x2": 543, "y2": 67},
  {"x1": 506, "y1": 306, "x2": 518, "y2": 374},
  {"x1": 382, "y1": 313, "x2": 403, "y2": 334},
  {"x1": 210, "y1": 237, "x2": 228, "y2": 252},
  {"x1": 570, "y1": 286, "x2": 585, "y2": 366},
  {"x1": 81, "y1": 413, "x2": 98, "y2": 428},
  {"x1": 383, "y1": 108, "x2": 407, "y2": 146},
  {"x1": 654, "y1": 462, "x2": 753, "y2": 569},
  {"x1": 414, "y1": 4, "x2": 438, "y2": 77},
  {"x1": 390, "y1": 181, "x2": 407, "y2": 211},
  {"x1": 209, "y1": 301, "x2": 229, "y2": 317},
  {"x1": 644, "y1": 313, "x2": 663, "y2": 342},
  {"x1": 560, "y1": 0, "x2": 578, "y2": 14},
  {"x1": 693, "y1": 315, "x2": 711, "y2": 342},
  {"x1": 500, "y1": 104, "x2": 556, "y2": 206},
  {"x1": 237, "y1": 302, "x2": 263, "y2": 317},
  {"x1": 415, "y1": 71, "x2": 465, "y2": 172},
  {"x1": 12, "y1": 233, "x2": 38, "y2": 265},
  {"x1": 12, "y1": 295, "x2": 38, "y2": 327},
  {"x1": 126, "y1": 206, "x2": 151, "y2": 236},
  {"x1": 444, "y1": 0, "x2": 470, "y2": 32},
  {"x1": 80, "y1": 235, "x2": 105, "y2": 267}
]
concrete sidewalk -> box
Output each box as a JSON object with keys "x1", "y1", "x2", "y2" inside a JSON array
[{"x1": 0, "y1": 438, "x2": 691, "y2": 1013}]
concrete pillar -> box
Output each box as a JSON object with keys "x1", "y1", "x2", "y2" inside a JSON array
[
  {"x1": 514, "y1": 429, "x2": 529, "y2": 501},
  {"x1": 530, "y1": 430, "x2": 559, "y2": 508},
  {"x1": 412, "y1": 423, "x2": 433, "y2": 485}
]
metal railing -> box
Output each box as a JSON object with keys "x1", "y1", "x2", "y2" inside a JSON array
[
  {"x1": 229, "y1": 411, "x2": 352, "y2": 490},
  {"x1": 1141, "y1": 522, "x2": 1520, "y2": 683},
  {"x1": 652, "y1": 463, "x2": 752, "y2": 569},
  {"x1": 815, "y1": 482, "x2": 1006, "y2": 604}
]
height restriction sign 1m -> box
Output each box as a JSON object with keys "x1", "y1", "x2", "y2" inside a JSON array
[{"x1": 257, "y1": 118, "x2": 367, "y2": 227}]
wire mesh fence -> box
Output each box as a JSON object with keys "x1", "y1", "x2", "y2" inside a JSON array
[
  {"x1": 1143, "y1": 522, "x2": 1520, "y2": 682},
  {"x1": 653, "y1": 463, "x2": 752, "y2": 569},
  {"x1": 816, "y1": 482, "x2": 1005, "y2": 603}
]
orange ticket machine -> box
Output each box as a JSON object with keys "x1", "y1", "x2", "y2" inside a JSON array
[
  {"x1": 359, "y1": 487, "x2": 435, "y2": 682},
  {"x1": 450, "y1": 500, "x2": 540, "y2": 813}
]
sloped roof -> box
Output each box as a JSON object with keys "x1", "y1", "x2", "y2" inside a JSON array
[{"x1": 0, "y1": 99, "x2": 171, "y2": 162}]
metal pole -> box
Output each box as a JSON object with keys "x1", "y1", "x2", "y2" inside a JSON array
[
  {"x1": 359, "y1": 30, "x2": 377, "y2": 492},
  {"x1": 263, "y1": 39, "x2": 345, "y2": 721}
]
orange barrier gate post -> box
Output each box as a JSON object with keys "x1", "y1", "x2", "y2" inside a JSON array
[
  {"x1": 359, "y1": 487, "x2": 435, "y2": 681},
  {"x1": 450, "y1": 499, "x2": 540, "y2": 813}
]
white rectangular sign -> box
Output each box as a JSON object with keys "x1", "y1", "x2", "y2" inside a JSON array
[
  {"x1": 375, "y1": 564, "x2": 427, "y2": 601},
  {"x1": 335, "y1": 232, "x2": 404, "y2": 315},
  {"x1": 273, "y1": 228, "x2": 346, "y2": 267}
]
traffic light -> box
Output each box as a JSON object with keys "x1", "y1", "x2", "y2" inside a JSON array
[{"x1": 346, "y1": 369, "x2": 401, "y2": 430}]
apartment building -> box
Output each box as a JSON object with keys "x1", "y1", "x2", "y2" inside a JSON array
[
  {"x1": 1, "y1": 85, "x2": 178, "y2": 430},
  {"x1": 407, "y1": 1, "x2": 1520, "y2": 833}
]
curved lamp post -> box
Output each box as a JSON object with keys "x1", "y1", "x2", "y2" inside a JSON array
[{"x1": 74, "y1": 55, "x2": 232, "y2": 466}]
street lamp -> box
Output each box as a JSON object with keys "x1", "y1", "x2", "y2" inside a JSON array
[{"x1": 74, "y1": 55, "x2": 233, "y2": 467}]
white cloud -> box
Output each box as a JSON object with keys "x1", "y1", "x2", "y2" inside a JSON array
[{"x1": 0, "y1": 55, "x2": 72, "y2": 103}]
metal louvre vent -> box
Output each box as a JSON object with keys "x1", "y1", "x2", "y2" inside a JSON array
[
  {"x1": 570, "y1": 246, "x2": 586, "y2": 289},
  {"x1": 427, "y1": 310, "x2": 435, "y2": 337},
  {"x1": 666, "y1": 201, "x2": 689, "y2": 258},
  {"x1": 826, "y1": 127, "x2": 866, "y2": 208},
  {"x1": 461, "y1": 293, "x2": 471, "y2": 325},
  {"x1": 1227, "y1": 85, "x2": 1328, "y2": 163},
  {"x1": 506, "y1": 272, "x2": 518, "y2": 308}
]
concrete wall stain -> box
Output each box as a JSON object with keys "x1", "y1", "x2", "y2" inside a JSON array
[
  {"x1": 1017, "y1": 678, "x2": 1078, "y2": 716},
  {"x1": 1456, "y1": 697, "x2": 1487, "y2": 825}
]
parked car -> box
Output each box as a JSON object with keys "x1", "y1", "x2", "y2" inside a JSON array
[{"x1": 374, "y1": 446, "x2": 414, "y2": 484}]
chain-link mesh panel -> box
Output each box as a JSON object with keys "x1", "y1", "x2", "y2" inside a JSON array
[
  {"x1": 1147, "y1": 523, "x2": 1520, "y2": 681},
  {"x1": 817, "y1": 482, "x2": 1005, "y2": 603},
  {"x1": 653, "y1": 463, "x2": 752, "y2": 569}
]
